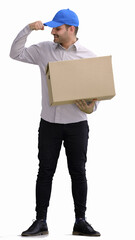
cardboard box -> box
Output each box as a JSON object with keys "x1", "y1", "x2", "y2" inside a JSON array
[{"x1": 46, "y1": 56, "x2": 115, "y2": 106}]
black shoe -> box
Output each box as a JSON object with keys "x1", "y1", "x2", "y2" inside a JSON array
[
  {"x1": 72, "y1": 218, "x2": 101, "y2": 237},
  {"x1": 21, "y1": 219, "x2": 48, "y2": 236}
]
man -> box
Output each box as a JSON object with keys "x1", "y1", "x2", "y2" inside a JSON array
[{"x1": 10, "y1": 9, "x2": 100, "y2": 237}]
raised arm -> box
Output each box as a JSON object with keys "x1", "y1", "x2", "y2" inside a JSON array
[{"x1": 10, "y1": 21, "x2": 44, "y2": 65}]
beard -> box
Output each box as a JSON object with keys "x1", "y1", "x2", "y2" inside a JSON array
[{"x1": 53, "y1": 34, "x2": 60, "y2": 42}]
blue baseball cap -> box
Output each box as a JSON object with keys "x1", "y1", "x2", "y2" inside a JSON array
[{"x1": 44, "y1": 9, "x2": 79, "y2": 28}]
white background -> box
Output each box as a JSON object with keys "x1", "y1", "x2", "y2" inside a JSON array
[{"x1": 0, "y1": 0, "x2": 135, "y2": 239}]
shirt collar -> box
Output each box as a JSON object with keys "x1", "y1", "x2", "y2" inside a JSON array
[
  {"x1": 54, "y1": 39, "x2": 80, "y2": 51},
  {"x1": 73, "y1": 39, "x2": 80, "y2": 51}
]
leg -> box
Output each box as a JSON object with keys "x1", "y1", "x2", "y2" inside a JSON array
[
  {"x1": 36, "y1": 119, "x2": 63, "y2": 220},
  {"x1": 64, "y1": 121, "x2": 89, "y2": 219}
]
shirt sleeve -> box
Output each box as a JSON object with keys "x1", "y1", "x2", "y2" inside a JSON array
[
  {"x1": 93, "y1": 101, "x2": 100, "y2": 112},
  {"x1": 10, "y1": 25, "x2": 41, "y2": 65}
]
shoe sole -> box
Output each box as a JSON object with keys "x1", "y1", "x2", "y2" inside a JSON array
[
  {"x1": 73, "y1": 231, "x2": 101, "y2": 237},
  {"x1": 21, "y1": 231, "x2": 49, "y2": 237}
]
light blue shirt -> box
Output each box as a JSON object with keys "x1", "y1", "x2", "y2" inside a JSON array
[{"x1": 10, "y1": 25, "x2": 98, "y2": 124}]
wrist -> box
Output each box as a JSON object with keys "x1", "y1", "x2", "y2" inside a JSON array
[{"x1": 29, "y1": 23, "x2": 34, "y2": 30}]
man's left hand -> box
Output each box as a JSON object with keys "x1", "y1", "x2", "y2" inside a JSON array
[{"x1": 75, "y1": 99, "x2": 96, "y2": 114}]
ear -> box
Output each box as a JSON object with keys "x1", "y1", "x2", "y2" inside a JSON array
[
  {"x1": 69, "y1": 26, "x2": 75, "y2": 34},
  {"x1": 70, "y1": 26, "x2": 75, "y2": 32}
]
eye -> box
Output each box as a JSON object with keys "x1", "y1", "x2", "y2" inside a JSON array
[{"x1": 56, "y1": 27, "x2": 61, "y2": 31}]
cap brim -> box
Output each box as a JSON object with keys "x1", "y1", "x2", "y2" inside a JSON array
[{"x1": 43, "y1": 21, "x2": 64, "y2": 28}]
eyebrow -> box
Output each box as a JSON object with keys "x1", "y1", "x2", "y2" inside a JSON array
[{"x1": 56, "y1": 27, "x2": 62, "y2": 30}]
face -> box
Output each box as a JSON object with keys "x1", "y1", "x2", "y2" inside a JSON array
[{"x1": 51, "y1": 25, "x2": 72, "y2": 46}]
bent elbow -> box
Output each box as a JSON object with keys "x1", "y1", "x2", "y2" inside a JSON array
[
  {"x1": 9, "y1": 49, "x2": 21, "y2": 61},
  {"x1": 9, "y1": 48, "x2": 15, "y2": 59},
  {"x1": 9, "y1": 52, "x2": 14, "y2": 59}
]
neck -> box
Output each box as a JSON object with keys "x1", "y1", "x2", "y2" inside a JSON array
[{"x1": 61, "y1": 37, "x2": 77, "y2": 49}]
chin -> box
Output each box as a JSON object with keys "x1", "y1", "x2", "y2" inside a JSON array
[{"x1": 54, "y1": 37, "x2": 61, "y2": 43}]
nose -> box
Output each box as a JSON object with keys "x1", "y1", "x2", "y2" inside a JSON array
[{"x1": 51, "y1": 28, "x2": 56, "y2": 35}]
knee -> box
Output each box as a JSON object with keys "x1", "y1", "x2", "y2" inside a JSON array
[
  {"x1": 69, "y1": 167, "x2": 87, "y2": 182},
  {"x1": 37, "y1": 163, "x2": 56, "y2": 182}
]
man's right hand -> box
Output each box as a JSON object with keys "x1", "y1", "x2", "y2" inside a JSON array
[{"x1": 29, "y1": 21, "x2": 44, "y2": 30}]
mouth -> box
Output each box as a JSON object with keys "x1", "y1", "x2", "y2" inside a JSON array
[{"x1": 54, "y1": 35, "x2": 59, "y2": 39}]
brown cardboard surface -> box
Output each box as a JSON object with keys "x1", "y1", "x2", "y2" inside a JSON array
[{"x1": 46, "y1": 56, "x2": 115, "y2": 106}]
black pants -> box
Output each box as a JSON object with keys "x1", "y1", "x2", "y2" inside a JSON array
[{"x1": 36, "y1": 119, "x2": 89, "y2": 220}]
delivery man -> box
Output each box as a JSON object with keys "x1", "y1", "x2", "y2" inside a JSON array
[{"x1": 10, "y1": 9, "x2": 100, "y2": 237}]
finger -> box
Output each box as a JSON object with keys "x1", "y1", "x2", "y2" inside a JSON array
[
  {"x1": 82, "y1": 100, "x2": 87, "y2": 106},
  {"x1": 39, "y1": 22, "x2": 44, "y2": 30},
  {"x1": 79, "y1": 100, "x2": 84, "y2": 106},
  {"x1": 35, "y1": 21, "x2": 44, "y2": 30},
  {"x1": 76, "y1": 100, "x2": 82, "y2": 106},
  {"x1": 75, "y1": 101, "x2": 79, "y2": 106},
  {"x1": 76, "y1": 100, "x2": 84, "y2": 109},
  {"x1": 75, "y1": 100, "x2": 79, "y2": 106}
]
